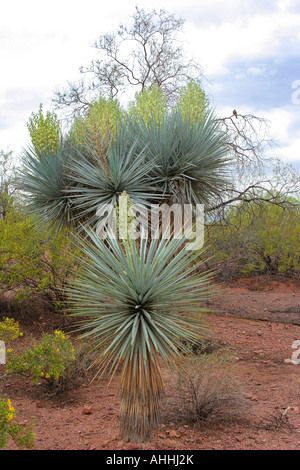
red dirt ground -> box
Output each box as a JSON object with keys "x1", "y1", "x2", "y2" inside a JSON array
[{"x1": 1, "y1": 275, "x2": 300, "y2": 450}]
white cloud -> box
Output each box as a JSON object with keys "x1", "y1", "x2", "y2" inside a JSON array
[
  {"x1": 184, "y1": 5, "x2": 300, "y2": 76},
  {"x1": 247, "y1": 66, "x2": 267, "y2": 77},
  {"x1": 0, "y1": 0, "x2": 299, "y2": 167},
  {"x1": 265, "y1": 108, "x2": 300, "y2": 162}
]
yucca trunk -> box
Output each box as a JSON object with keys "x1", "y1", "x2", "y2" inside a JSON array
[{"x1": 120, "y1": 349, "x2": 164, "y2": 443}]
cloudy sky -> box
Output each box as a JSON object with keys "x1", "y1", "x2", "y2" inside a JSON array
[{"x1": 1, "y1": 0, "x2": 300, "y2": 168}]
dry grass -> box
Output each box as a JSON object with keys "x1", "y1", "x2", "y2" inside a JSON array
[{"x1": 176, "y1": 350, "x2": 249, "y2": 426}]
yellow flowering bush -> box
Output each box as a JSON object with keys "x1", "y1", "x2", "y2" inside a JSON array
[
  {"x1": 0, "y1": 397, "x2": 35, "y2": 449},
  {"x1": 0, "y1": 317, "x2": 23, "y2": 342},
  {"x1": 6, "y1": 330, "x2": 75, "y2": 385}
]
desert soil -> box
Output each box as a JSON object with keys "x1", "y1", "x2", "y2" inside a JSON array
[{"x1": 1, "y1": 275, "x2": 300, "y2": 451}]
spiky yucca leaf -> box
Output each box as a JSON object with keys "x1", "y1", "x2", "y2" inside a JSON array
[{"x1": 67, "y1": 229, "x2": 213, "y2": 441}]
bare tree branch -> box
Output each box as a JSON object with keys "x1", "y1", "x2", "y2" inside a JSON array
[{"x1": 52, "y1": 6, "x2": 203, "y2": 115}]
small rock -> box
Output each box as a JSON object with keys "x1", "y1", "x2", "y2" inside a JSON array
[
  {"x1": 251, "y1": 396, "x2": 258, "y2": 402},
  {"x1": 82, "y1": 405, "x2": 93, "y2": 414}
]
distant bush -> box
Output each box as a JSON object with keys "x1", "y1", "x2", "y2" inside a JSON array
[
  {"x1": 206, "y1": 199, "x2": 300, "y2": 279},
  {"x1": 0, "y1": 207, "x2": 81, "y2": 308}
]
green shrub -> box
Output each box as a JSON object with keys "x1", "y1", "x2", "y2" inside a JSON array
[
  {"x1": 207, "y1": 198, "x2": 300, "y2": 278},
  {"x1": 0, "y1": 207, "x2": 81, "y2": 307}
]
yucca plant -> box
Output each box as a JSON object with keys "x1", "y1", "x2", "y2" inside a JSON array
[
  {"x1": 67, "y1": 228, "x2": 213, "y2": 442},
  {"x1": 66, "y1": 124, "x2": 162, "y2": 228},
  {"x1": 19, "y1": 93, "x2": 232, "y2": 443},
  {"x1": 18, "y1": 141, "x2": 78, "y2": 231},
  {"x1": 20, "y1": 109, "x2": 231, "y2": 230},
  {"x1": 19, "y1": 128, "x2": 159, "y2": 232},
  {"x1": 129, "y1": 109, "x2": 231, "y2": 206}
]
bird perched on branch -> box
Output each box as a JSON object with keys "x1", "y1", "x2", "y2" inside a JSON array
[{"x1": 233, "y1": 109, "x2": 238, "y2": 119}]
